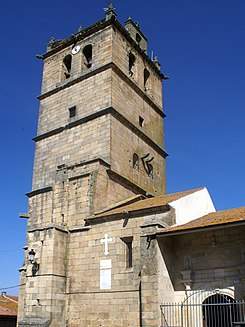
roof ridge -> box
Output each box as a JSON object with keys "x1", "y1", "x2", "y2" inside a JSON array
[
  {"x1": 93, "y1": 194, "x2": 146, "y2": 215},
  {"x1": 163, "y1": 187, "x2": 204, "y2": 198},
  {"x1": 183, "y1": 205, "x2": 245, "y2": 224},
  {"x1": 209, "y1": 205, "x2": 245, "y2": 214},
  {"x1": 157, "y1": 206, "x2": 245, "y2": 236},
  {"x1": 2, "y1": 295, "x2": 18, "y2": 304},
  {"x1": 88, "y1": 187, "x2": 206, "y2": 220}
]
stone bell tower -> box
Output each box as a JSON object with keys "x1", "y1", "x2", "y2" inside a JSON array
[{"x1": 18, "y1": 5, "x2": 167, "y2": 327}]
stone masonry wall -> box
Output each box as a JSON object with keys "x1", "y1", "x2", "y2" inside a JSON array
[
  {"x1": 28, "y1": 191, "x2": 53, "y2": 227},
  {"x1": 41, "y1": 27, "x2": 113, "y2": 94},
  {"x1": 32, "y1": 114, "x2": 110, "y2": 190},
  {"x1": 110, "y1": 116, "x2": 166, "y2": 195},
  {"x1": 38, "y1": 70, "x2": 112, "y2": 136},
  {"x1": 112, "y1": 27, "x2": 163, "y2": 108},
  {"x1": 29, "y1": 165, "x2": 139, "y2": 231},
  {"x1": 19, "y1": 228, "x2": 68, "y2": 327},
  {"x1": 92, "y1": 167, "x2": 138, "y2": 214},
  {"x1": 111, "y1": 70, "x2": 164, "y2": 147},
  {"x1": 140, "y1": 213, "x2": 176, "y2": 327},
  {"x1": 66, "y1": 215, "x2": 145, "y2": 327}
]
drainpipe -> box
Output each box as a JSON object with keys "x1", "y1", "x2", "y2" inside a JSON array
[{"x1": 139, "y1": 277, "x2": 143, "y2": 327}]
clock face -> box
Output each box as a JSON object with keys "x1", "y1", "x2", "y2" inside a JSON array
[{"x1": 72, "y1": 45, "x2": 81, "y2": 55}]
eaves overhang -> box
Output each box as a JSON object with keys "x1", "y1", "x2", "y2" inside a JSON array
[
  {"x1": 85, "y1": 204, "x2": 170, "y2": 224},
  {"x1": 156, "y1": 220, "x2": 245, "y2": 238}
]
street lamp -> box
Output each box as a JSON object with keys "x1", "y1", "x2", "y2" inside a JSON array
[{"x1": 28, "y1": 249, "x2": 39, "y2": 276}]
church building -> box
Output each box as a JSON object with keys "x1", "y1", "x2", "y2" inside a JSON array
[{"x1": 18, "y1": 5, "x2": 245, "y2": 327}]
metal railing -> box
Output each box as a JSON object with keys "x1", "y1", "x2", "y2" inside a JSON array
[{"x1": 160, "y1": 297, "x2": 245, "y2": 327}]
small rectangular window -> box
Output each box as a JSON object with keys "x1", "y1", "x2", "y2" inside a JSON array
[
  {"x1": 121, "y1": 237, "x2": 133, "y2": 268},
  {"x1": 69, "y1": 106, "x2": 76, "y2": 118}
]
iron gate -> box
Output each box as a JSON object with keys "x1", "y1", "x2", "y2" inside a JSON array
[{"x1": 160, "y1": 290, "x2": 245, "y2": 327}]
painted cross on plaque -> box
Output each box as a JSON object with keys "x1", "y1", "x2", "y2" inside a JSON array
[{"x1": 100, "y1": 234, "x2": 113, "y2": 256}]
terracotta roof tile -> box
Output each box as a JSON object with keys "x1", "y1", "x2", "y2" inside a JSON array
[
  {"x1": 0, "y1": 295, "x2": 18, "y2": 317},
  {"x1": 157, "y1": 206, "x2": 245, "y2": 235},
  {"x1": 93, "y1": 194, "x2": 146, "y2": 215},
  {"x1": 88, "y1": 188, "x2": 203, "y2": 219}
]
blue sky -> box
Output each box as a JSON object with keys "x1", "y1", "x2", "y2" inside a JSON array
[{"x1": 0, "y1": 0, "x2": 244, "y2": 293}]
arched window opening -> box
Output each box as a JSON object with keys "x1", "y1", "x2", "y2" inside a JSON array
[
  {"x1": 62, "y1": 55, "x2": 72, "y2": 80},
  {"x1": 133, "y1": 153, "x2": 139, "y2": 170},
  {"x1": 136, "y1": 33, "x2": 142, "y2": 45},
  {"x1": 129, "y1": 52, "x2": 136, "y2": 77},
  {"x1": 83, "y1": 44, "x2": 93, "y2": 68},
  {"x1": 144, "y1": 68, "x2": 150, "y2": 90}
]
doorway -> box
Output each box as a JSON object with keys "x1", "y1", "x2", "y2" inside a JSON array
[{"x1": 202, "y1": 294, "x2": 236, "y2": 327}]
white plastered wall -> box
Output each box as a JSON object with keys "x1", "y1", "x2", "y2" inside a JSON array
[{"x1": 170, "y1": 188, "x2": 216, "y2": 226}]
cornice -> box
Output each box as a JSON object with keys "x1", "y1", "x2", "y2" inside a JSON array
[
  {"x1": 86, "y1": 203, "x2": 169, "y2": 224},
  {"x1": 38, "y1": 63, "x2": 113, "y2": 101},
  {"x1": 27, "y1": 223, "x2": 68, "y2": 233},
  {"x1": 26, "y1": 186, "x2": 53, "y2": 198},
  {"x1": 111, "y1": 63, "x2": 165, "y2": 118},
  {"x1": 107, "y1": 169, "x2": 148, "y2": 196},
  {"x1": 38, "y1": 62, "x2": 165, "y2": 119},
  {"x1": 41, "y1": 17, "x2": 166, "y2": 79},
  {"x1": 66, "y1": 158, "x2": 111, "y2": 171},
  {"x1": 33, "y1": 107, "x2": 112, "y2": 142},
  {"x1": 33, "y1": 106, "x2": 168, "y2": 158}
]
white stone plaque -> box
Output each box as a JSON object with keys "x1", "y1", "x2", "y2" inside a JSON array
[
  {"x1": 100, "y1": 259, "x2": 111, "y2": 289},
  {"x1": 100, "y1": 259, "x2": 112, "y2": 269}
]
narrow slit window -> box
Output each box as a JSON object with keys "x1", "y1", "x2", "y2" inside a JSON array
[
  {"x1": 144, "y1": 68, "x2": 150, "y2": 90},
  {"x1": 126, "y1": 239, "x2": 133, "y2": 268},
  {"x1": 121, "y1": 237, "x2": 133, "y2": 268},
  {"x1": 83, "y1": 44, "x2": 93, "y2": 68},
  {"x1": 129, "y1": 52, "x2": 136, "y2": 76},
  {"x1": 69, "y1": 106, "x2": 76, "y2": 118},
  {"x1": 62, "y1": 55, "x2": 72, "y2": 80},
  {"x1": 139, "y1": 116, "x2": 144, "y2": 127},
  {"x1": 136, "y1": 33, "x2": 142, "y2": 44},
  {"x1": 133, "y1": 153, "x2": 139, "y2": 170}
]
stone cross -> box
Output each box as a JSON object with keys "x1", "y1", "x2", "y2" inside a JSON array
[{"x1": 100, "y1": 234, "x2": 113, "y2": 256}]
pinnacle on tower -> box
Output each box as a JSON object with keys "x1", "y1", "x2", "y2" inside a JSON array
[{"x1": 104, "y1": 2, "x2": 117, "y2": 20}]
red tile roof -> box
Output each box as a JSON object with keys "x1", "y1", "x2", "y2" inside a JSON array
[
  {"x1": 0, "y1": 295, "x2": 18, "y2": 317},
  {"x1": 88, "y1": 188, "x2": 203, "y2": 220},
  {"x1": 157, "y1": 206, "x2": 245, "y2": 236}
]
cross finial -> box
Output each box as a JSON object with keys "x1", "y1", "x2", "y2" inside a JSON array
[
  {"x1": 108, "y1": 2, "x2": 114, "y2": 10},
  {"x1": 47, "y1": 37, "x2": 60, "y2": 51},
  {"x1": 104, "y1": 2, "x2": 117, "y2": 21}
]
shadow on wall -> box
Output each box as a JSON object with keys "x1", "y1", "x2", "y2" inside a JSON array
[{"x1": 158, "y1": 225, "x2": 245, "y2": 296}]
